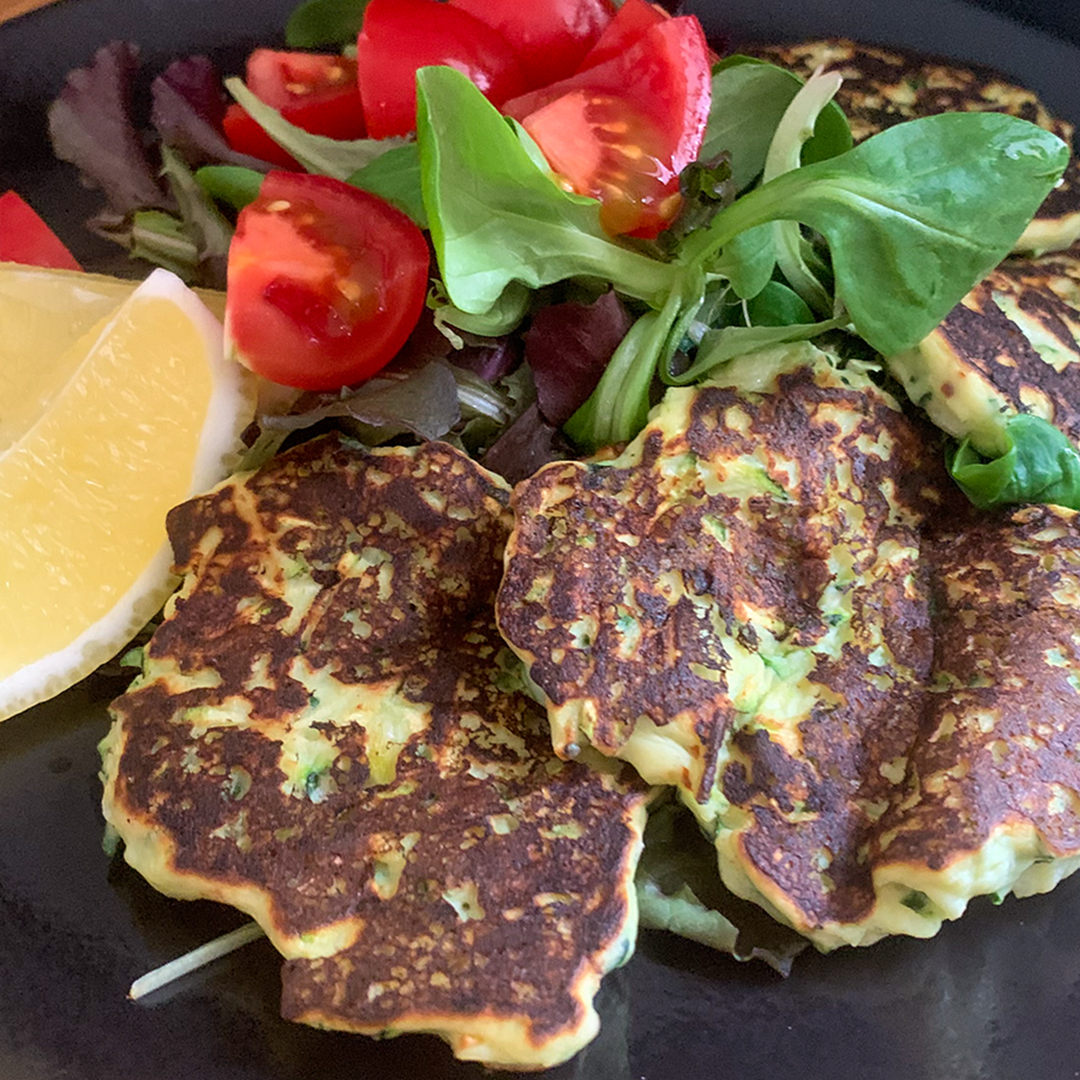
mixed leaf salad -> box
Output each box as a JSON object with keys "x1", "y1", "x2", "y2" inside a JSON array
[{"x1": 29, "y1": 0, "x2": 1077, "y2": 503}]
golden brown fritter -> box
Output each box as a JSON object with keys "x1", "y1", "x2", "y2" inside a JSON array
[
  {"x1": 743, "y1": 37, "x2": 1080, "y2": 254},
  {"x1": 497, "y1": 344, "x2": 943, "y2": 944},
  {"x1": 101, "y1": 433, "x2": 648, "y2": 1070},
  {"x1": 872, "y1": 504, "x2": 1080, "y2": 923},
  {"x1": 499, "y1": 344, "x2": 1080, "y2": 948}
]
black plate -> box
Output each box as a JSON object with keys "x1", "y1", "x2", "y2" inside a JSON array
[{"x1": 2, "y1": 3, "x2": 1080, "y2": 1079}]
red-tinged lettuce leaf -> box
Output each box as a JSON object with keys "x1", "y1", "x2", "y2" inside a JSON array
[
  {"x1": 451, "y1": 334, "x2": 522, "y2": 384},
  {"x1": 262, "y1": 359, "x2": 462, "y2": 444},
  {"x1": 47, "y1": 41, "x2": 170, "y2": 228},
  {"x1": 524, "y1": 290, "x2": 634, "y2": 426},
  {"x1": 151, "y1": 56, "x2": 271, "y2": 171},
  {"x1": 480, "y1": 403, "x2": 576, "y2": 486}
]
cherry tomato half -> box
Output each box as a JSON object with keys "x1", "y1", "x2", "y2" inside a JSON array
[
  {"x1": 448, "y1": 0, "x2": 616, "y2": 88},
  {"x1": 503, "y1": 16, "x2": 712, "y2": 239},
  {"x1": 226, "y1": 172, "x2": 430, "y2": 391},
  {"x1": 223, "y1": 50, "x2": 365, "y2": 168},
  {"x1": 576, "y1": 0, "x2": 668, "y2": 70},
  {"x1": 357, "y1": 0, "x2": 529, "y2": 139},
  {"x1": 0, "y1": 191, "x2": 82, "y2": 271}
]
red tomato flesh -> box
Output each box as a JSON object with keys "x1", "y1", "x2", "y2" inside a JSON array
[
  {"x1": 576, "y1": 0, "x2": 669, "y2": 70},
  {"x1": 0, "y1": 191, "x2": 82, "y2": 271},
  {"x1": 223, "y1": 50, "x2": 365, "y2": 167},
  {"x1": 503, "y1": 17, "x2": 712, "y2": 239},
  {"x1": 226, "y1": 173, "x2": 430, "y2": 391},
  {"x1": 222, "y1": 104, "x2": 301, "y2": 169},
  {"x1": 357, "y1": 0, "x2": 529, "y2": 139},
  {"x1": 447, "y1": 0, "x2": 615, "y2": 88}
]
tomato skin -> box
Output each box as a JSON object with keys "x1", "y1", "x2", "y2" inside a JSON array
[
  {"x1": 576, "y1": 0, "x2": 668, "y2": 70},
  {"x1": 222, "y1": 104, "x2": 302, "y2": 169},
  {"x1": 222, "y1": 50, "x2": 365, "y2": 167},
  {"x1": 226, "y1": 172, "x2": 430, "y2": 391},
  {"x1": 0, "y1": 191, "x2": 82, "y2": 271},
  {"x1": 357, "y1": 0, "x2": 529, "y2": 139},
  {"x1": 503, "y1": 17, "x2": 712, "y2": 239},
  {"x1": 447, "y1": 0, "x2": 615, "y2": 87},
  {"x1": 244, "y1": 50, "x2": 366, "y2": 139}
]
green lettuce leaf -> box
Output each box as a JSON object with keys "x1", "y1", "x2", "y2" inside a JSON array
[{"x1": 949, "y1": 414, "x2": 1080, "y2": 509}]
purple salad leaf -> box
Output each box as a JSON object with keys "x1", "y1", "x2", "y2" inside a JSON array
[
  {"x1": 48, "y1": 41, "x2": 170, "y2": 227},
  {"x1": 524, "y1": 290, "x2": 634, "y2": 427},
  {"x1": 151, "y1": 56, "x2": 271, "y2": 171},
  {"x1": 481, "y1": 403, "x2": 575, "y2": 486},
  {"x1": 452, "y1": 333, "x2": 522, "y2": 383}
]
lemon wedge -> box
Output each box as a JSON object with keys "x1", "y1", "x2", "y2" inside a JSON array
[{"x1": 0, "y1": 267, "x2": 255, "y2": 722}]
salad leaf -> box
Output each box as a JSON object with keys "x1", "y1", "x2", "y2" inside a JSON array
[
  {"x1": 710, "y1": 224, "x2": 775, "y2": 300},
  {"x1": 761, "y1": 68, "x2": 844, "y2": 316},
  {"x1": 48, "y1": 41, "x2": 169, "y2": 223},
  {"x1": 481, "y1": 403, "x2": 574, "y2": 486},
  {"x1": 264, "y1": 359, "x2": 462, "y2": 444},
  {"x1": 524, "y1": 290, "x2": 634, "y2": 426},
  {"x1": 679, "y1": 111, "x2": 1069, "y2": 357},
  {"x1": 151, "y1": 56, "x2": 268, "y2": 171},
  {"x1": 225, "y1": 78, "x2": 404, "y2": 179},
  {"x1": 948, "y1": 414, "x2": 1080, "y2": 510},
  {"x1": 196, "y1": 165, "x2": 264, "y2": 213},
  {"x1": 656, "y1": 153, "x2": 738, "y2": 252},
  {"x1": 159, "y1": 147, "x2": 232, "y2": 287},
  {"x1": 701, "y1": 56, "x2": 852, "y2": 192},
  {"x1": 747, "y1": 281, "x2": 816, "y2": 327},
  {"x1": 347, "y1": 143, "x2": 427, "y2": 227},
  {"x1": 564, "y1": 280, "x2": 690, "y2": 451},
  {"x1": 430, "y1": 281, "x2": 532, "y2": 340},
  {"x1": 415, "y1": 66, "x2": 680, "y2": 316},
  {"x1": 285, "y1": 0, "x2": 370, "y2": 48},
  {"x1": 666, "y1": 317, "x2": 846, "y2": 385},
  {"x1": 129, "y1": 210, "x2": 198, "y2": 279}
]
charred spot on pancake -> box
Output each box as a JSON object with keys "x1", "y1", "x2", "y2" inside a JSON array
[
  {"x1": 499, "y1": 345, "x2": 1080, "y2": 949},
  {"x1": 101, "y1": 433, "x2": 648, "y2": 1071},
  {"x1": 740, "y1": 37, "x2": 1080, "y2": 253},
  {"x1": 871, "y1": 505, "x2": 1080, "y2": 918},
  {"x1": 497, "y1": 344, "x2": 944, "y2": 940}
]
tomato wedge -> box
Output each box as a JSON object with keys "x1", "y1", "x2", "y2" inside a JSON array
[
  {"x1": 503, "y1": 17, "x2": 712, "y2": 239},
  {"x1": 223, "y1": 50, "x2": 365, "y2": 168},
  {"x1": 222, "y1": 106, "x2": 301, "y2": 169},
  {"x1": 357, "y1": 0, "x2": 529, "y2": 139},
  {"x1": 447, "y1": 0, "x2": 615, "y2": 87},
  {"x1": 226, "y1": 173, "x2": 430, "y2": 391},
  {"x1": 0, "y1": 191, "x2": 82, "y2": 271},
  {"x1": 576, "y1": 0, "x2": 668, "y2": 70}
]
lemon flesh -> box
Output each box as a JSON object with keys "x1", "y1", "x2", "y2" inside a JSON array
[{"x1": 0, "y1": 268, "x2": 254, "y2": 722}]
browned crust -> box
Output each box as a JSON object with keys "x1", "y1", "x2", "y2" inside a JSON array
[
  {"x1": 500, "y1": 354, "x2": 1080, "y2": 933},
  {"x1": 106, "y1": 434, "x2": 647, "y2": 1058},
  {"x1": 875, "y1": 505, "x2": 1080, "y2": 869}
]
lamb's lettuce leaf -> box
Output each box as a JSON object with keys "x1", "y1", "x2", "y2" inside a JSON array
[
  {"x1": 949, "y1": 414, "x2": 1080, "y2": 510},
  {"x1": 285, "y1": 0, "x2": 369, "y2": 48},
  {"x1": 701, "y1": 55, "x2": 852, "y2": 191},
  {"x1": 680, "y1": 111, "x2": 1069, "y2": 357}
]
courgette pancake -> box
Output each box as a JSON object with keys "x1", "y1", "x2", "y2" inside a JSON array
[
  {"x1": 496, "y1": 342, "x2": 1080, "y2": 950},
  {"x1": 887, "y1": 243, "x2": 1080, "y2": 455},
  {"x1": 743, "y1": 37, "x2": 1080, "y2": 254},
  {"x1": 100, "y1": 434, "x2": 649, "y2": 1071}
]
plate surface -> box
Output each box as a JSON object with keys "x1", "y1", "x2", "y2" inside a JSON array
[{"x1": 2, "y1": 3, "x2": 1080, "y2": 1079}]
